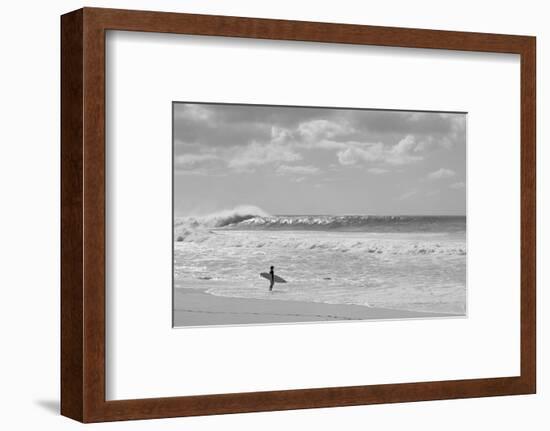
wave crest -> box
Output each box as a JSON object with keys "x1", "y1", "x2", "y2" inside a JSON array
[
  {"x1": 175, "y1": 205, "x2": 270, "y2": 241},
  {"x1": 231, "y1": 215, "x2": 466, "y2": 233},
  {"x1": 175, "y1": 207, "x2": 466, "y2": 241}
]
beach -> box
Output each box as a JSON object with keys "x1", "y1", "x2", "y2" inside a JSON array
[
  {"x1": 173, "y1": 212, "x2": 466, "y2": 327},
  {"x1": 173, "y1": 287, "x2": 459, "y2": 327}
]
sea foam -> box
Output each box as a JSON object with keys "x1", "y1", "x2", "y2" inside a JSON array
[{"x1": 174, "y1": 207, "x2": 467, "y2": 314}]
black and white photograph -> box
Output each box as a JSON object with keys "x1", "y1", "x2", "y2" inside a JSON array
[{"x1": 173, "y1": 102, "x2": 467, "y2": 327}]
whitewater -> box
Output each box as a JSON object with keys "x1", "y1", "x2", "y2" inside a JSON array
[{"x1": 174, "y1": 206, "x2": 467, "y2": 315}]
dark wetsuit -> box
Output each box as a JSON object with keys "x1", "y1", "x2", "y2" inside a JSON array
[{"x1": 269, "y1": 269, "x2": 275, "y2": 291}]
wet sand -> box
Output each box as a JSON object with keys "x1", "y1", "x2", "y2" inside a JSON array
[{"x1": 173, "y1": 288, "x2": 458, "y2": 327}]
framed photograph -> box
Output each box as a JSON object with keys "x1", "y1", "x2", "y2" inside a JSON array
[
  {"x1": 61, "y1": 7, "x2": 536, "y2": 422},
  {"x1": 172, "y1": 102, "x2": 468, "y2": 327}
]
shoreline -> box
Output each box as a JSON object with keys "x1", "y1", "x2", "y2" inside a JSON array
[{"x1": 173, "y1": 287, "x2": 461, "y2": 327}]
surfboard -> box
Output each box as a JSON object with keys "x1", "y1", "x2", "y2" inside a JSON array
[{"x1": 260, "y1": 272, "x2": 287, "y2": 283}]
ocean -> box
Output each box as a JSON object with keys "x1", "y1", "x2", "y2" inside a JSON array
[{"x1": 174, "y1": 208, "x2": 467, "y2": 315}]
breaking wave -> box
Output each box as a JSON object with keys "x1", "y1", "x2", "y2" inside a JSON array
[
  {"x1": 176, "y1": 231, "x2": 466, "y2": 256},
  {"x1": 174, "y1": 205, "x2": 270, "y2": 242},
  {"x1": 175, "y1": 207, "x2": 465, "y2": 242},
  {"x1": 233, "y1": 214, "x2": 466, "y2": 232}
]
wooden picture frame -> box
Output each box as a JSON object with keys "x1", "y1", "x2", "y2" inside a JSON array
[{"x1": 61, "y1": 7, "x2": 536, "y2": 423}]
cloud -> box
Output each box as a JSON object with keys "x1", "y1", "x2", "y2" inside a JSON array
[
  {"x1": 297, "y1": 119, "x2": 353, "y2": 142},
  {"x1": 174, "y1": 103, "x2": 466, "y2": 156},
  {"x1": 428, "y1": 168, "x2": 456, "y2": 180},
  {"x1": 449, "y1": 181, "x2": 466, "y2": 189},
  {"x1": 313, "y1": 139, "x2": 349, "y2": 150},
  {"x1": 336, "y1": 135, "x2": 423, "y2": 166},
  {"x1": 276, "y1": 165, "x2": 320, "y2": 175},
  {"x1": 351, "y1": 110, "x2": 466, "y2": 142},
  {"x1": 368, "y1": 168, "x2": 389, "y2": 174},
  {"x1": 227, "y1": 142, "x2": 302, "y2": 170},
  {"x1": 387, "y1": 135, "x2": 425, "y2": 164},
  {"x1": 271, "y1": 126, "x2": 295, "y2": 145},
  {"x1": 337, "y1": 143, "x2": 384, "y2": 165},
  {"x1": 175, "y1": 104, "x2": 213, "y2": 121},
  {"x1": 173, "y1": 103, "x2": 466, "y2": 185},
  {"x1": 391, "y1": 134, "x2": 417, "y2": 154},
  {"x1": 175, "y1": 153, "x2": 218, "y2": 167}
]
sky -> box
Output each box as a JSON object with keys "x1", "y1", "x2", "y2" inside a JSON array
[{"x1": 173, "y1": 103, "x2": 466, "y2": 216}]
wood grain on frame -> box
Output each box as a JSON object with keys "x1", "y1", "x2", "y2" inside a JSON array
[
  {"x1": 61, "y1": 8, "x2": 84, "y2": 422},
  {"x1": 60, "y1": 7, "x2": 536, "y2": 423}
]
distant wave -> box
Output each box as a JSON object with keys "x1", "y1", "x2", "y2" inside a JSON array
[
  {"x1": 175, "y1": 207, "x2": 466, "y2": 242},
  {"x1": 226, "y1": 214, "x2": 466, "y2": 233}
]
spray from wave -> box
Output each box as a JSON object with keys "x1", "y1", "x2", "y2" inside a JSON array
[{"x1": 175, "y1": 205, "x2": 270, "y2": 242}]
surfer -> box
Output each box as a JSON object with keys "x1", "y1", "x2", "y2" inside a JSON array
[
  {"x1": 269, "y1": 265, "x2": 275, "y2": 291},
  {"x1": 260, "y1": 268, "x2": 285, "y2": 289}
]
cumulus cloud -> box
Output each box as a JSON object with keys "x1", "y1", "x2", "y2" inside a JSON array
[
  {"x1": 428, "y1": 168, "x2": 456, "y2": 180},
  {"x1": 175, "y1": 103, "x2": 466, "y2": 152},
  {"x1": 227, "y1": 142, "x2": 301, "y2": 170},
  {"x1": 276, "y1": 165, "x2": 320, "y2": 175},
  {"x1": 173, "y1": 103, "x2": 466, "y2": 205},
  {"x1": 336, "y1": 135, "x2": 423, "y2": 166},
  {"x1": 271, "y1": 126, "x2": 295, "y2": 145},
  {"x1": 337, "y1": 143, "x2": 384, "y2": 165},
  {"x1": 391, "y1": 134, "x2": 417, "y2": 154},
  {"x1": 387, "y1": 135, "x2": 425, "y2": 164},
  {"x1": 449, "y1": 181, "x2": 466, "y2": 189},
  {"x1": 297, "y1": 119, "x2": 353, "y2": 142}
]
